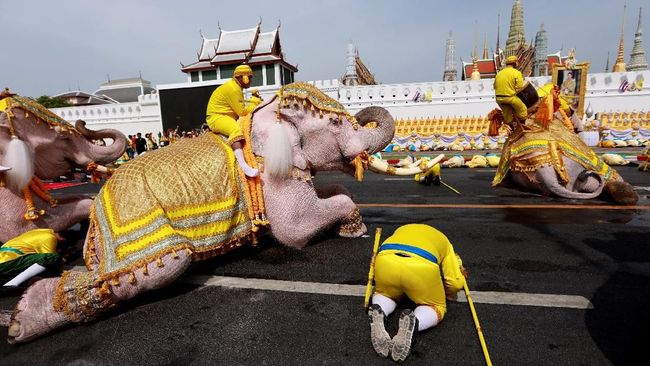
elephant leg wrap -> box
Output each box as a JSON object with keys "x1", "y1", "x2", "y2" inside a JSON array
[
  {"x1": 52, "y1": 270, "x2": 114, "y2": 324},
  {"x1": 337, "y1": 207, "x2": 363, "y2": 236}
]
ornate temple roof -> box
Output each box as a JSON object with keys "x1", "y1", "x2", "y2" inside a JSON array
[
  {"x1": 505, "y1": 0, "x2": 526, "y2": 57},
  {"x1": 182, "y1": 24, "x2": 297, "y2": 73},
  {"x1": 341, "y1": 41, "x2": 377, "y2": 86},
  {"x1": 462, "y1": 59, "x2": 498, "y2": 79}
]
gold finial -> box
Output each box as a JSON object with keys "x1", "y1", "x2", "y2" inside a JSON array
[
  {"x1": 471, "y1": 56, "x2": 481, "y2": 80},
  {"x1": 614, "y1": 3, "x2": 627, "y2": 72}
]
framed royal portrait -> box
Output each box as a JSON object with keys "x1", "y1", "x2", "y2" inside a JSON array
[{"x1": 552, "y1": 62, "x2": 590, "y2": 118}]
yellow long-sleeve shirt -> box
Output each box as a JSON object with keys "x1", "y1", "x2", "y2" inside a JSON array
[
  {"x1": 206, "y1": 79, "x2": 261, "y2": 120},
  {"x1": 494, "y1": 65, "x2": 524, "y2": 97},
  {"x1": 0, "y1": 229, "x2": 57, "y2": 264},
  {"x1": 381, "y1": 224, "x2": 465, "y2": 296}
]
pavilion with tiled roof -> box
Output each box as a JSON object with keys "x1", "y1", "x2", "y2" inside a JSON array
[
  {"x1": 53, "y1": 90, "x2": 116, "y2": 106},
  {"x1": 181, "y1": 23, "x2": 298, "y2": 87},
  {"x1": 461, "y1": 53, "x2": 568, "y2": 80},
  {"x1": 461, "y1": 58, "x2": 499, "y2": 79}
]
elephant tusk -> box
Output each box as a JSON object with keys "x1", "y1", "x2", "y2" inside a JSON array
[
  {"x1": 94, "y1": 164, "x2": 109, "y2": 173},
  {"x1": 405, "y1": 159, "x2": 423, "y2": 169},
  {"x1": 369, "y1": 154, "x2": 444, "y2": 175}
]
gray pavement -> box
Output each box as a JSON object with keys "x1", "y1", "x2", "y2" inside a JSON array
[{"x1": 1, "y1": 165, "x2": 649, "y2": 365}]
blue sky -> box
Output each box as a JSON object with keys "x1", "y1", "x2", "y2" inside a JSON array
[{"x1": 0, "y1": 0, "x2": 644, "y2": 97}]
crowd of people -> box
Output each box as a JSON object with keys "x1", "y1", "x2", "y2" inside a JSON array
[{"x1": 122, "y1": 126, "x2": 209, "y2": 160}]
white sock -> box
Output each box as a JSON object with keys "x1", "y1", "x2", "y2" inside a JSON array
[
  {"x1": 414, "y1": 305, "x2": 440, "y2": 331},
  {"x1": 234, "y1": 148, "x2": 259, "y2": 177},
  {"x1": 372, "y1": 293, "x2": 397, "y2": 316},
  {"x1": 4, "y1": 263, "x2": 47, "y2": 287}
]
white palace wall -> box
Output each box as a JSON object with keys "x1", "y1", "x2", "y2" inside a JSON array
[
  {"x1": 50, "y1": 70, "x2": 650, "y2": 139},
  {"x1": 51, "y1": 93, "x2": 162, "y2": 138}
]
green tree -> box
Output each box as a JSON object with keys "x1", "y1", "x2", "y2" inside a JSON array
[{"x1": 35, "y1": 95, "x2": 71, "y2": 108}]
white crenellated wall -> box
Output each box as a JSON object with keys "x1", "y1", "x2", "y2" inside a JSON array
[
  {"x1": 48, "y1": 70, "x2": 650, "y2": 140},
  {"x1": 336, "y1": 70, "x2": 649, "y2": 119},
  {"x1": 584, "y1": 71, "x2": 650, "y2": 113},
  {"x1": 51, "y1": 93, "x2": 163, "y2": 138}
]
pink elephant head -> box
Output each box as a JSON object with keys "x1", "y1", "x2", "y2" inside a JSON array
[
  {"x1": 250, "y1": 83, "x2": 395, "y2": 178},
  {"x1": 0, "y1": 95, "x2": 126, "y2": 189}
]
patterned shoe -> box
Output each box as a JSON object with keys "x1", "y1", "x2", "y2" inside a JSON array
[
  {"x1": 391, "y1": 309, "x2": 418, "y2": 363},
  {"x1": 368, "y1": 304, "x2": 392, "y2": 358}
]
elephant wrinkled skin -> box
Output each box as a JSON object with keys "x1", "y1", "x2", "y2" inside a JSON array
[
  {"x1": 6, "y1": 83, "x2": 429, "y2": 344},
  {"x1": 492, "y1": 109, "x2": 638, "y2": 205},
  {"x1": 0, "y1": 95, "x2": 126, "y2": 243}
]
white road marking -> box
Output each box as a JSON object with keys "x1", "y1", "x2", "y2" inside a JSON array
[
  {"x1": 383, "y1": 178, "x2": 413, "y2": 181},
  {"x1": 633, "y1": 186, "x2": 650, "y2": 191},
  {"x1": 186, "y1": 275, "x2": 594, "y2": 310},
  {"x1": 65, "y1": 267, "x2": 594, "y2": 309}
]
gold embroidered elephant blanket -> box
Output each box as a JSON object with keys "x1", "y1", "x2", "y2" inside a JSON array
[
  {"x1": 493, "y1": 117, "x2": 615, "y2": 186},
  {"x1": 86, "y1": 133, "x2": 252, "y2": 281}
]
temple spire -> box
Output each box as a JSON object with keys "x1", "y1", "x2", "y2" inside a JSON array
[
  {"x1": 496, "y1": 13, "x2": 501, "y2": 52},
  {"x1": 483, "y1": 34, "x2": 489, "y2": 59},
  {"x1": 342, "y1": 40, "x2": 359, "y2": 86},
  {"x1": 534, "y1": 23, "x2": 548, "y2": 76},
  {"x1": 505, "y1": 0, "x2": 526, "y2": 57},
  {"x1": 443, "y1": 31, "x2": 457, "y2": 81},
  {"x1": 614, "y1": 3, "x2": 627, "y2": 72},
  {"x1": 628, "y1": 7, "x2": 648, "y2": 71},
  {"x1": 471, "y1": 24, "x2": 481, "y2": 80}
]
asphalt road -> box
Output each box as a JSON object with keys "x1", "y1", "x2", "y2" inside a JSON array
[{"x1": 1, "y1": 164, "x2": 649, "y2": 365}]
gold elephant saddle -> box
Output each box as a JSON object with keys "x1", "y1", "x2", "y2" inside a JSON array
[
  {"x1": 86, "y1": 133, "x2": 253, "y2": 280},
  {"x1": 493, "y1": 117, "x2": 614, "y2": 186}
]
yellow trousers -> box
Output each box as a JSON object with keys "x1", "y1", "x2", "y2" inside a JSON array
[
  {"x1": 374, "y1": 252, "x2": 448, "y2": 320},
  {"x1": 496, "y1": 96, "x2": 528, "y2": 124},
  {"x1": 206, "y1": 114, "x2": 243, "y2": 146}
]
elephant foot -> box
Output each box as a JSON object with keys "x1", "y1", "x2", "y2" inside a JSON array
[
  {"x1": 7, "y1": 278, "x2": 71, "y2": 344},
  {"x1": 337, "y1": 208, "x2": 368, "y2": 238},
  {"x1": 602, "y1": 181, "x2": 639, "y2": 205}
]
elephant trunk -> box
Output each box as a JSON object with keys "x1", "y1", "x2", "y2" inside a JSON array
[
  {"x1": 354, "y1": 106, "x2": 395, "y2": 155},
  {"x1": 74, "y1": 120, "x2": 127, "y2": 165},
  {"x1": 542, "y1": 174, "x2": 605, "y2": 200}
]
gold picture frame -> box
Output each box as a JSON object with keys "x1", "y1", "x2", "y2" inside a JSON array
[{"x1": 552, "y1": 62, "x2": 590, "y2": 118}]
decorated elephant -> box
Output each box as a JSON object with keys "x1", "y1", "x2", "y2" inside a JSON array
[
  {"x1": 0, "y1": 93, "x2": 127, "y2": 244},
  {"x1": 5, "y1": 83, "x2": 440, "y2": 343},
  {"x1": 489, "y1": 86, "x2": 638, "y2": 205}
]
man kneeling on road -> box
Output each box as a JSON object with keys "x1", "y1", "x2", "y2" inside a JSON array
[{"x1": 368, "y1": 224, "x2": 467, "y2": 363}]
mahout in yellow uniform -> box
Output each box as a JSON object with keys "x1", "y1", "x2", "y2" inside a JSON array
[
  {"x1": 494, "y1": 55, "x2": 527, "y2": 124},
  {"x1": 368, "y1": 224, "x2": 466, "y2": 362},
  {"x1": 205, "y1": 64, "x2": 262, "y2": 177}
]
